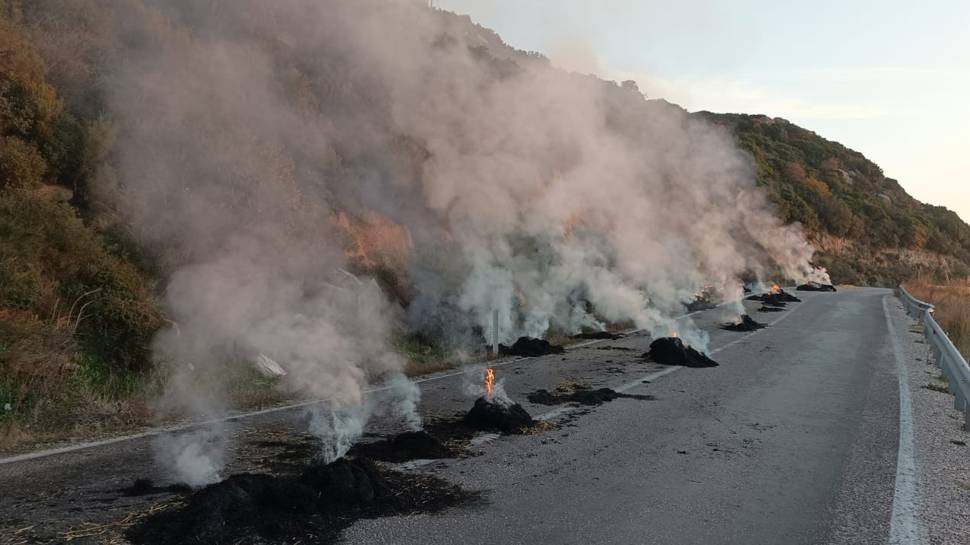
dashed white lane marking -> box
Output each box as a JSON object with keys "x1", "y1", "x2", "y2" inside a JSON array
[{"x1": 883, "y1": 296, "x2": 927, "y2": 545}]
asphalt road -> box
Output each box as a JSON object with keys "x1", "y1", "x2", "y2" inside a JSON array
[
  {"x1": 346, "y1": 287, "x2": 907, "y2": 545},
  {"x1": 0, "y1": 287, "x2": 919, "y2": 544}
]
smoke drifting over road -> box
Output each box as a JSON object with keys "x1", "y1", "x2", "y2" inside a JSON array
[{"x1": 93, "y1": 0, "x2": 828, "y2": 481}]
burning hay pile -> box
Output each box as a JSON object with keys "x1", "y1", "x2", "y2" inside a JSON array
[
  {"x1": 499, "y1": 337, "x2": 565, "y2": 357},
  {"x1": 465, "y1": 397, "x2": 535, "y2": 433},
  {"x1": 746, "y1": 285, "x2": 802, "y2": 305},
  {"x1": 642, "y1": 337, "x2": 719, "y2": 368},
  {"x1": 463, "y1": 368, "x2": 536, "y2": 433},
  {"x1": 127, "y1": 458, "x2": 475, "y2": 545},
  {"x1": 722, "y1": 314, "x2": 766, "y2": 332},
  {"x1": 746, "y1": 284, "x2": 802, "y2": 313}
]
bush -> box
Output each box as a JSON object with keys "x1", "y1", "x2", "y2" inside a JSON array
[
  {"x1": 0, "y1": 190, "x2": 162, "y2": 372},
  {"x1": 0, "y1": 136, "x2": 46, "y2": 188}
]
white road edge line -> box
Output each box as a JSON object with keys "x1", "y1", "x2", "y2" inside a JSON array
[
  {"x1": 0, "y1": 290, "x2": 782, "y2": 466},
  {"x1": 882, "y1": 296, "x2": 927, "y2": 545}
]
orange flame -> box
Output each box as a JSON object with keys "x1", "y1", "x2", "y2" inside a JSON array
[
  {"x1": 671, "y1": 331, "x2": 679, "y2": 338},
  {"x1": 484, "y1": 368, "x2": 495, "y2": 397},
  {"x1": 770, "y1": 283, "x2": 781, "y2": 294}
]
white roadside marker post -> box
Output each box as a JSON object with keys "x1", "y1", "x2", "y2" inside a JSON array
[{"x1": 492, "y1": 309, "x2": 500, "y2": 356}]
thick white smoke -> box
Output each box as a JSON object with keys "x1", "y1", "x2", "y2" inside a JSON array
[{"x1": 89, "y1": 0, "x2": 828, "y2": 481}]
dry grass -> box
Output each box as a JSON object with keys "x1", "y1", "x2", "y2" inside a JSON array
[
  {"x1": 59, "y1": 498, "x2": 183, "y2": 543},
  {"x1": 923, "y1": 382, "x2": 951, "y2": 394},
  {"x1": 404, "y1": 358, "x2": 460, "y2": 377},
  {"x1": 522, "y1": 419, "x2": 556, "y2": 434},
  {"x1": 904, "y1": 277, "x2": 970, "y2": 359},
  {"x1": 554, "y1": 380, "x2": 590, "y2": 393}
]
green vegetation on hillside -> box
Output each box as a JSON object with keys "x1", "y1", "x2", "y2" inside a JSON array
[
  {"x1": 0, "y1": 12, "x2": 162, "y2": 440},
  {"x1": 699, "y1": 112, "x2": 970, "y2": 284}
]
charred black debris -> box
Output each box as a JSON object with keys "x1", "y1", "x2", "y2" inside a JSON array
[
  {"x1": 642, "y1": 337, "x2": 719, "y2": 368},
  {"x1": 796, "y1": 282, "x2": 837, "y2": 292},
  {"x1": 349, "y1": 430, "x2": 455, "y2": 463},
  {"x1": 746, "y1": 291, "x2": 801, "y2": 306},
  {"x1": 127, "y1": 458, "x2": 477, "y2": 545},
  {"x1": 499, "y1": 337, "x2": 565, "y2": 357},
  {"x1": 527, "y1": 387, "x2": 653, "y2": 406},
  {"x1": 721, "y1": 314, "x2": 766, "y2": 332},
  {"x1": 464, "y1": 397, "x2": 535, "y2": 433},
  {"x1": 572, "y1": 331, "x2": 624, "y2": 340}
]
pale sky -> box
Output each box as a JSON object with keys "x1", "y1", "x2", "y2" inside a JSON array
[{"x1": 435, "y1": 0, "x2": 970, "y2": 223}]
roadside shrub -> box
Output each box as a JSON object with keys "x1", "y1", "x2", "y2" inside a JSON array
[
  {"x1": 0, "y1": 136, "x2": 46, "y2": 188},
  {"x1": 0, "y1": 190, "x2": 162, "y2": 372}
]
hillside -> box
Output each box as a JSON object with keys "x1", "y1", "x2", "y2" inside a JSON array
[
  {"x1": 1, "y1": 0, "x2": 969, "y2": 446},
  {"x1": 698, "y1": 112, "x2": 970, "y2": 284}
]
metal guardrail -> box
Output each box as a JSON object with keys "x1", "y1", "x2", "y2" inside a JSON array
[{"x1": 899, "y1": 286, "x2": 970, "y2": 430}]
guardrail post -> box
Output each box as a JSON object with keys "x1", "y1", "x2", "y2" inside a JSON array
[
  {"x1": 491, "y1": 308, "x2": 499, "y2": 356},
  {"x1": 899, "y1": 286, "x2": 970, "y2": 431}
]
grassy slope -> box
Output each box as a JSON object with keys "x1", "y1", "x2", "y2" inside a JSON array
[{"x1": 0, "y1": 11, "x2": 166, "y2": 446}]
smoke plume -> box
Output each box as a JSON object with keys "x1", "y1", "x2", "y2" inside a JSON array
[{"x1": 89, "y1": 0, "x2": 828, "y2": 480}]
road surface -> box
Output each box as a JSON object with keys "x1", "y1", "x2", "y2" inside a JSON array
[{"x1": 0, "y1": 288, "x2": 933, "y2": 544}]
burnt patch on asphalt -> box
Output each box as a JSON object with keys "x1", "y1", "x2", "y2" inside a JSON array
[
  {"x1": 413, "y1": 409, "x2": 550, "y2": 448},
  {"x1": 127, "y1": 458, "x2": 478, "y2": 545},
  {"x1": 499, "y1": 337, "x2": 565, "y2": 357},
  {"x1": 747, "y1": 290, "x2": 801, "y2": 304},
  {"x1": 527, "y1": 387, "x2": 653, "y2": 406},
  {"x1": 349, "y1": 430, "x2": 456, "y2": 463},
  {"x1": 722, "y1": 314, "x2": 766, "y2": 332},
  {"x1": 464, "y1": 397, "x2": 535, "y2": 433},
  {"x1": 757, "y1": 305, "x2": 786, "y2": 313},
  {"x1": 120, "y1": 479, "x2": 192, "y2": 497},
  {"x1": 595, "y1": 345, "x2": 637, "y2": 351},
  {"x1": 642, "y1": 337, "x2": 719, "y2": 368},
  {"x1": 748, "y1": 296, "x2": 786, "y2": 308},
  {"x1": 247, "y1": 434, "x2": 321, "y2": 474},
  {"x1": 253, "y1": 437, "x2": 318, "y2": 460},
  {"x1": 796, "y1": 282, "x2": 837, "y2": 292},
  {"x1": 573, "y1": 331, "x2": 624, "y2": 340}
]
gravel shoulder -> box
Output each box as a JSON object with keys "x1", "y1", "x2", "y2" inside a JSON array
[{"x1": 892, "y1": 298, "x2": 970, "y2": 545}]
